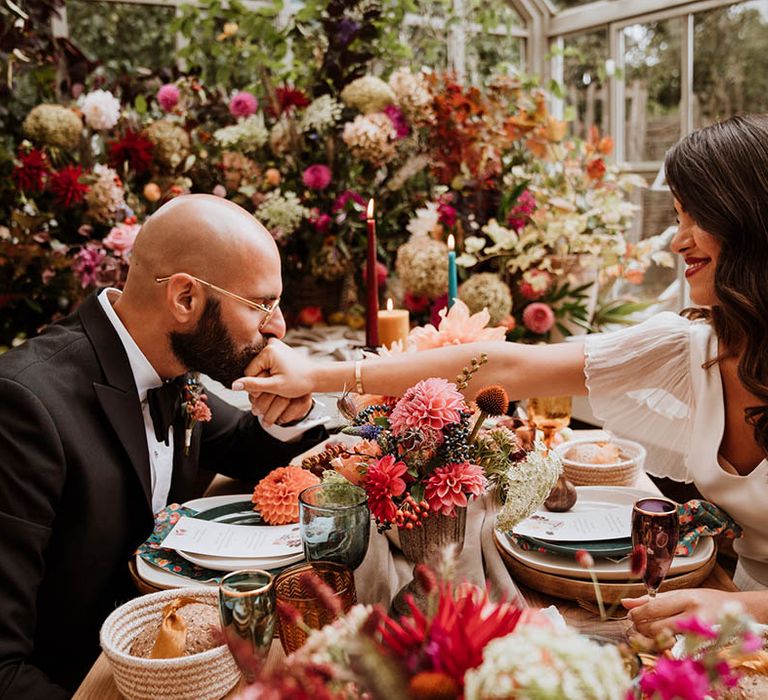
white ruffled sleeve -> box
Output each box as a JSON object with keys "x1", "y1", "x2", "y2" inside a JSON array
[{"x1": 583, "y1": 312, "x2": 696, "y2": 482}]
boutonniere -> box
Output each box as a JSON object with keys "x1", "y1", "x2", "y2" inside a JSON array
[{"x1": 181, "y1": 373, "x2": 211, "y2": 456}]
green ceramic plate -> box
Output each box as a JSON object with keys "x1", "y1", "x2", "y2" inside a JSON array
[
  {"x1": 522, "y1": 535, "x2": 632, "y2": 558},
  {"x1": 192, "y1": 500, "x2": 264, "y2": 526}
]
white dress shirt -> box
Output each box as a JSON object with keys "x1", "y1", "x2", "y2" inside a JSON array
[{"x1": 98, "y1": 289, "x2": 174, "y2": 513}]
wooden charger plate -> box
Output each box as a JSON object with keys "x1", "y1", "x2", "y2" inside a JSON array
[{"x1": 494, "y1": 530, "x2": 716, "y2": 605}]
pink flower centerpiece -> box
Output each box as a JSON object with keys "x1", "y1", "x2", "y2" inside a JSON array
[{"x1": 324, "y1": 370, "x2": 491, "y2": 531}]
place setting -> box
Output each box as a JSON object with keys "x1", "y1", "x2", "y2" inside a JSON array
[{"x1": 495, "y1": 487, "x2": 717, "y2": 603}]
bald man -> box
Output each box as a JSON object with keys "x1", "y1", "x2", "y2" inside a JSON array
[{"x1": 0, "y1": 195, "x2": 327, "y2": 698}]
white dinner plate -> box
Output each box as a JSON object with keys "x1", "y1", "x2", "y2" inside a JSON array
[
  {"x1": 176, "y1": 549, "x2": 303, "y2": 572},
  {"x1": 135, "y1": 556, "x2": 218, "y2": 590},
  {"x1": 136, "y1": 494, "x2": 305, "y2": 585},
  {"x1": 495, "y1": 486, "x2": 714, "y2": 581}
]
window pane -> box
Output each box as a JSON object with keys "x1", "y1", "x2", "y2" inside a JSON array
[
  {"x1": 562, "y1": 28, "x2": 608, "y2": 139},
  {"x1": 67, "y1": 1, "x2": 176, "y2": 81},
  {"x1": 402, "y1": 2, "x2": 450, "y2": 73},
  {"x1": 465, "y1": 0, "x2": 523, "y2": 81},
  {"x1": 693, "y1": 1, "x2": 768, "y2": 128},
  {"x1": 623, "y1": 18, "x2": 682, "y2": 162}
]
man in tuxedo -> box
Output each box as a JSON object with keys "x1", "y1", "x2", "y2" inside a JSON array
[{"x1": 0, "y1": 195, "x2": 326, "y2": 698}]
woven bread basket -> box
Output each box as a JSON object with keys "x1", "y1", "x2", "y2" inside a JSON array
[
  {"x1": 556, "y1": 437, "x2": 646, "y2": 487},
  {"x1": 100, "y1": 587, "x2": 240, "y2": 700}
]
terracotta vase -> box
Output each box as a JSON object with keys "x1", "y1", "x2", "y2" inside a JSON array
[{"x1": 390, "y1": 507, "x2": 467, "y2": 615}]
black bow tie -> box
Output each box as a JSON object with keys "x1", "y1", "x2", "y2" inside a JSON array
[{"x1": 147, "y1": 379, "x2": 183, "y2": 445}]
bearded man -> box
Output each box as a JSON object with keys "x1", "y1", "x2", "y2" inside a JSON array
[{"x1": 0, "y1": 195, "x2": 326, "y2": 698}]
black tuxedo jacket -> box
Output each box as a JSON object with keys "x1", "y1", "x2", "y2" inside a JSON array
[{"x1": 0, "y1": 293, "x2": 325, "y2": 698}]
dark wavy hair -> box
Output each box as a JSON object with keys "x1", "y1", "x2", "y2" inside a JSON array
[{"x1": 665, "y1": 113, "x2": 768, "y2": 455}]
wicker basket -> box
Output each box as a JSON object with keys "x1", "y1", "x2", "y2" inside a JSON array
[
  {"x1": 556, "y1": 437, "x2": 646, "y2": 487},
  {"x1": 100, "y1": 587, "x2": 240, "y2": 700}
]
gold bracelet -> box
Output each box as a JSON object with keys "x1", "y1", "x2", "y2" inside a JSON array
[{"x1": 354, "y1": 360, "x2": 365, "y2": 394}]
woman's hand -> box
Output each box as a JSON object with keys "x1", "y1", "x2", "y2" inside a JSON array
[
  {"x1": 232, "y1": 339, "x2": 318, "y2": 399},
  {"x1": 622, "y1": 588, "x2": 737, "y2": 637}
]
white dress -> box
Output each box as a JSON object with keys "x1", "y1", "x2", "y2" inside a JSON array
[{"x1": 583, "y1": 312, "x2": 768, "y2": 590}]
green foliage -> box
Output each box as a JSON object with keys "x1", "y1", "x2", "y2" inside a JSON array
[{"x1": 66, "y1": 1, "x2": 176, "y2": 83}]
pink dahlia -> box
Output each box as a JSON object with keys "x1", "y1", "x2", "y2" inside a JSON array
[
  {"x1": 157, "y1": 84, "x2": 180, "y2": 112},
  {"x1": 302, "y1": 164, "x2": 332, "y2": 190},
  {"x1": 364, "y1": 455, "x2": 407, "y2": 523},
  {"x1": 389, "y1": 378, "x2": 467, "y2": 435},
  {"x1": 522, "y1": 302, "x2": 555, "y2": 335},
  {"x1": 229, "y1": 91, "x2": 258, "y2": 118},
  {"x1": 424, "y1": 463, "x2": 486, "y2": 516}
]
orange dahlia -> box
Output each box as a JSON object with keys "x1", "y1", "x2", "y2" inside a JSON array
[{"x1": 252, "y1": 466, "x2": 320, "y2": 525}]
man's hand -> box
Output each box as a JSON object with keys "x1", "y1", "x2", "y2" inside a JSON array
[
  {"x1": 250, "y1": 392, "x2": 313, "y2": 427},
  {"x1": 232, "y1": 338, "x2": 317, "y2": 399},
  {"x1": 622, "y1": 588, "x2": 735, "y2": 638}
]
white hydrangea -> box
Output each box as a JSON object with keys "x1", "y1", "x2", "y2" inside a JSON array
[
  {"x1": 213, "y1": 113, "x2": 269, "y2": 152},
  {"x1": 496, "y1": 444, "x2": 561, "y2": 532},
  {"x1": 341, "y1": 75, "x2": 395, "y2": 114},
  {"x1": 464, "y1": 625, "x2": 631, "y2": 699},
  {"x1": 81, "y1": 89, "x2": 121, "y2": 131},
  {"x1": 388, "y1": 67, "x2": 434, "y2": 123},
  {"x1": 299, "y1": 95, "x2": 343, "y2": 134},
  {"x1": 255, "y1": 190, "x2": 308, "y2": 239}
]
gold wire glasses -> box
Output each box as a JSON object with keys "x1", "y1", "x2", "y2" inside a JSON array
[{"x1": 155, "y1": 274, "x2": 280, "y2": 328}]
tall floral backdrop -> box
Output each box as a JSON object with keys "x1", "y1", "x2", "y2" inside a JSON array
[{"x1": 0, "y1": 0, "x2": 670, "y2": 348}]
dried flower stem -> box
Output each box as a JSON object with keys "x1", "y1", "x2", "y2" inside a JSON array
[{"x1": 455, "y1": 353, "x2": 488, "y2": 391}]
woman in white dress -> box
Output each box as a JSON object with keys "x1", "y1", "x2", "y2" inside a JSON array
[{"x1": 235, "y1": 114, "x2": 768, "y2": 635}]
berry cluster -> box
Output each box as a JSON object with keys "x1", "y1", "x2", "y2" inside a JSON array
[
  {"x1": 437, "y1": 411, "x2": 475, "y2": 464},
  {"x1": 352, "y1": 403, "x2": 392, "y2": 426},
  {"x1": 393, "y1": 494, "x2": 430, "y2": 530}
]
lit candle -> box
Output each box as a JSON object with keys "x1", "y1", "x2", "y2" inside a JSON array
[
  {"x1": 447, "y1": 233, "x2": 458, "y2": 308},
  {"x1": 365, "y1": 198, "x2": 379, "y2": 348},
  {"x1": 377, "y1": 297, "x2": 410, "y2": 350}
]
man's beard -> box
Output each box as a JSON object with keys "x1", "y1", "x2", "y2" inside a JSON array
[{"x1": 169, "y1": 296, "x2": 266, "y2": 387}]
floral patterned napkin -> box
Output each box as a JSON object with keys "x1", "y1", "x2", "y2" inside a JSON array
[
  {"x1": 676, "y1": 499, "x2": 742, "y2": 556},
  {"x1": 135, "y1": 503, "x2": 223, "y2": 583}
]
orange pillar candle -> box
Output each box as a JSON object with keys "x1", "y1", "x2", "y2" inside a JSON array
[{"x1": 377, "y1": 298, "x2": 410, "y2": 350}]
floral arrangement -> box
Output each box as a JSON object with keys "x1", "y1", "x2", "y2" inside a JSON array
[
  {"x1": 231, "y1": 556, "x2": 768, "y2": 700},
  {"x1": 321, "y1": 352, "x2": 560, "y2": 533},
  {"x1": 451, "y1": 127, "x2": 676, "y2": 340},
  {"x1": 234, "y1": 559, "x2": 634, "y2": 700},
  {"x1": 330, "y1": 375, "x2": 487, "y2": 530},
  {"x1": 2, "y1": 0, "x2": 672, "y2": 351}
]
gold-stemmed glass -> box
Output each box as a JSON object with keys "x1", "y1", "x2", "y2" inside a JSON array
[
  {"x1": 527, "y1": 395, "x2": 572, "y2": 449},
  {"x1": 218, "y1": 569, "x2": 276, "y2": 684}
]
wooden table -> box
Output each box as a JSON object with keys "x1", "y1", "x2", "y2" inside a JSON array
[{"x1": 73, "y1": 563, "x2": 737, "y2": 699}]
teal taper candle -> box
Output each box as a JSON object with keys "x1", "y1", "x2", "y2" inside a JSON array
[{"x1": 447, "y1": 233, "x2": 458, "y2": 308}]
